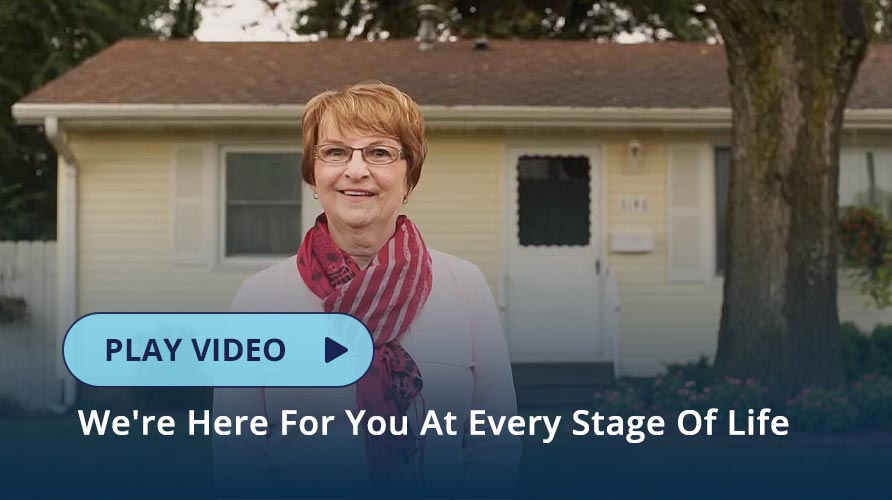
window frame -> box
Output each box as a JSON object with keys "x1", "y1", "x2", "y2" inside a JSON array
[{"x1": 218, "y1": 145, "x2": 304, "y2": 267}]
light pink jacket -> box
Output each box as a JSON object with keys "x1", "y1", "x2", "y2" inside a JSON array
[{"x1": 213, "y1": 249, "x2": 521, "y2": 494}]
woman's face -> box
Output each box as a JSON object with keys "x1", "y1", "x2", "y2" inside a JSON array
[{"x1": 312, "y1": 115, "x2": 409, "y2": 234}]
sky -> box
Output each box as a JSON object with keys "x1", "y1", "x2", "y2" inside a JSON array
[
  {"x1": 194, "y1": 0, "x2": 308, "y2": 41},
  {"x1": 192, "y1": 0, "x2": 648, "y2": 43}
]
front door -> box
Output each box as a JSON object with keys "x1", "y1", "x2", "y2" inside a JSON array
[{"x1": 504, "y1": 147, "x2": 603, "y2": 362}]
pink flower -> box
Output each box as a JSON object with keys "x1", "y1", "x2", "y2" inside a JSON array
[{"x1": 684, "y1": 380, "x2": 696, "y2": 388}]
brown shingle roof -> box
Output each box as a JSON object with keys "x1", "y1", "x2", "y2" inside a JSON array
[{"x1": 17, "y1": 39, "x2": 892, "y2": 109}]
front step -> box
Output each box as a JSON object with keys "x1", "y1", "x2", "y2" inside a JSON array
[{"x1": 512, "y1": 362, "x2": 614, "y2": 407}]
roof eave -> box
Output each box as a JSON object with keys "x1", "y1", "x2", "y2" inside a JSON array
[{"x1": 12, "y1": 103, "x2": 892, "y2": 130}]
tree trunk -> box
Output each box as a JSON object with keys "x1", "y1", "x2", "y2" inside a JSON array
[{"x1": 708, "y1": 0, "x2": 871, "y2": 396}]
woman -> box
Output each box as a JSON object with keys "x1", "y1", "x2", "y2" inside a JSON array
[{"x1": 213, "y1": 82, "x2": 521, "y2": 497}]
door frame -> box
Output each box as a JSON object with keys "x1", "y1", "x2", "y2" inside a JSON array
[{"x1": 500, "y1": 140, "x2": 609, "y2": 361}]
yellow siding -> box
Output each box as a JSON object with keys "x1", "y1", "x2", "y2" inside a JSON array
[
  {"x1": 69, "y1": 129, "x2": 505, "y2": 314},
  {"x1": 606, "y1": 132, "x2": 892, "y2": 376},
  {"x1": 606, "y1": 135, "x2": 721, "y2": 375},
  {"x1": 73, "y1": 131, "x2": 244, "y2": 313},
  {"x1": 406, "y1": 132, "x2": 504, "y2": 288},
  {"x1": 69, "y1": 128, "x2": 892, "y2": 376}
]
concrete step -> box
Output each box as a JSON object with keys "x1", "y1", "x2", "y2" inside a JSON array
[
  {"x1": 512, "y1": 362, "x2": 614, "y2": 407},
  {"x1": 512, "y1": 362, "x2": 614, "y2": 386}
]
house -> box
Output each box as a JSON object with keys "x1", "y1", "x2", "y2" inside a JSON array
[{"x1": 12, "y1": 39, "x2": 892, "y2": 408}]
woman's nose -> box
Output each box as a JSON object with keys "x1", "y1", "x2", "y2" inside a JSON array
[{"x1": 344, "y1": 150, "x2": 370, "y2": 178}]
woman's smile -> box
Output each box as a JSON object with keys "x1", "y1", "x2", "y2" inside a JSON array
[{"x1": 339, "y1": 188, "x2": 377, "y2": 199}]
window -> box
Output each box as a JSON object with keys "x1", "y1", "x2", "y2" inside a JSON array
[
  {"x1": 712, "y1": 147, "x2": 892, "y2": 277},
  {"x1": 516, "y1": 155, "x2": 591, "y2": 246},
  {"x1": 714, "y1": 147, "x2": 731, "y2": 276},
  {"x1": 840, "y1": 150, "x2": 892, "y2": 218},
  {"x1": 224, "y1": 152, "x2": 302, "y2": 257}
]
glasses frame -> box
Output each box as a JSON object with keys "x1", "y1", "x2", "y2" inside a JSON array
[{"x1": 313, "y1": 144, "x2": 405, "y2": 166}]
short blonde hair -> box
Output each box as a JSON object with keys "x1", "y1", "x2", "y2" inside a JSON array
[{"x1": 300, "y1": 81, "x2": 427, "y2": 190}]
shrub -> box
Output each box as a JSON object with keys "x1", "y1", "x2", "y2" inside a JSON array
[
  {"x1": 650, "y1": 355, "x2": 717, "y2": 415},
  {"x1": 869, "y1": 325, "x2": 892, "y2": 377},
  {"x1": 592, "y1": 383, "x2": 647, "y2": 417},
  {"x1": 650, "y1": 373, "x2": 701, "y2": 415},
  {"x1": 842, "y1": 322, "x2": 872, "y2": 381},
  {"x1": 650, "y1": 373, "x2": 767, "y2": 422},
  {"x1": 786, "y1": 388, "x2": 859, "y2": 434},
  {"x1": 663, "y1": 355, "x2": 716, "y2": 387},
  {"x1": 0, "y1": 296, "x2": 28, "y2": 323},
  {"x1": 0, "y1": 396, "x2": 24, "y2": 417},
  {"x1": 850, "y1": 375, "x2": 892, "y2": 430},
  {"x1": 839, "y1": 323, "x2": 892, "y2": 380},
  {"x1": 706, "y1": 377, "x2": 767, "y2": 412}
]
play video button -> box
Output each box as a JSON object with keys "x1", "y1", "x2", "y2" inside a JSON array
[
  {"x1": 63, "y1": 313, "x2": 373, "y2": 387},
  {"x1": 325, "y1": 337, "x2": 348, "y2": 363}
]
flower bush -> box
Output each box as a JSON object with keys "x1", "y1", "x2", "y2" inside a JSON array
[
  {"x1": 592, "y1": 383, "x2": 647, "y2": 417},
  {"x1": 849, "y1": 375, "x2": 892, "y2": 430},
  {"x1": 650, "y1": 373, "x2": 703, "y2": 415},
  {"x1": 786, "y1": 388, "x2": 859, "y2": 434},
  {"x1": 839, "y1": 206, "x2": 892, "y2": 307},
  {"x1": 706, "y1": 377, "x2": 768, "y2": 412},
  {"x1": 650, "y1": 373, "x2": 767, "y2": 422},
  {"x1": 597, "y1": 349, "x2": 892, "y2": 435}
]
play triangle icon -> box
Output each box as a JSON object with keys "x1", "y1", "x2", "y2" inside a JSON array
[{"x1": 324, "y1": 337, "x2": 348, "y2": 364}]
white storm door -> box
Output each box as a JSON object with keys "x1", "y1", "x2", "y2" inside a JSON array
[{"x1": 504, "y1": 148, "x2": 603, "y2": 362}]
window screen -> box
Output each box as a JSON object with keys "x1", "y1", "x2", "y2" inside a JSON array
[
  {"x1": 225, "y1": 152, "x2": 302, "y2": 257},
  {"x1": 517, "y1": 155, "x2": 591, "y2": 246},
  {"x1": 840, "y1": 151, "x2": 892, "y2": 218},
  {"x1": 714, "y1": 147, "x2": 731, "y2": 276}
]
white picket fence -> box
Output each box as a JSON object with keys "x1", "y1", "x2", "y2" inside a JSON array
[{"x1": 0, "y1": 241, "x2": 61, "y2": 411}]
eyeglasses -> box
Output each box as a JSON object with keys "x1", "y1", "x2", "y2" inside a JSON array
[{"x1": 314, "y1": 144, "x2": 404, "y2": 165}]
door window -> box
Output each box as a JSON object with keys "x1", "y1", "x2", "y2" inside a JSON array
[{"x1": 517, "y1": 155, "x2": 591, "y2": 246}]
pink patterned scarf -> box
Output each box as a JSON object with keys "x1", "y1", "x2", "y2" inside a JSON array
[{"x1": 296, "y1": 213, "x2": 432, "y2": 482}]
